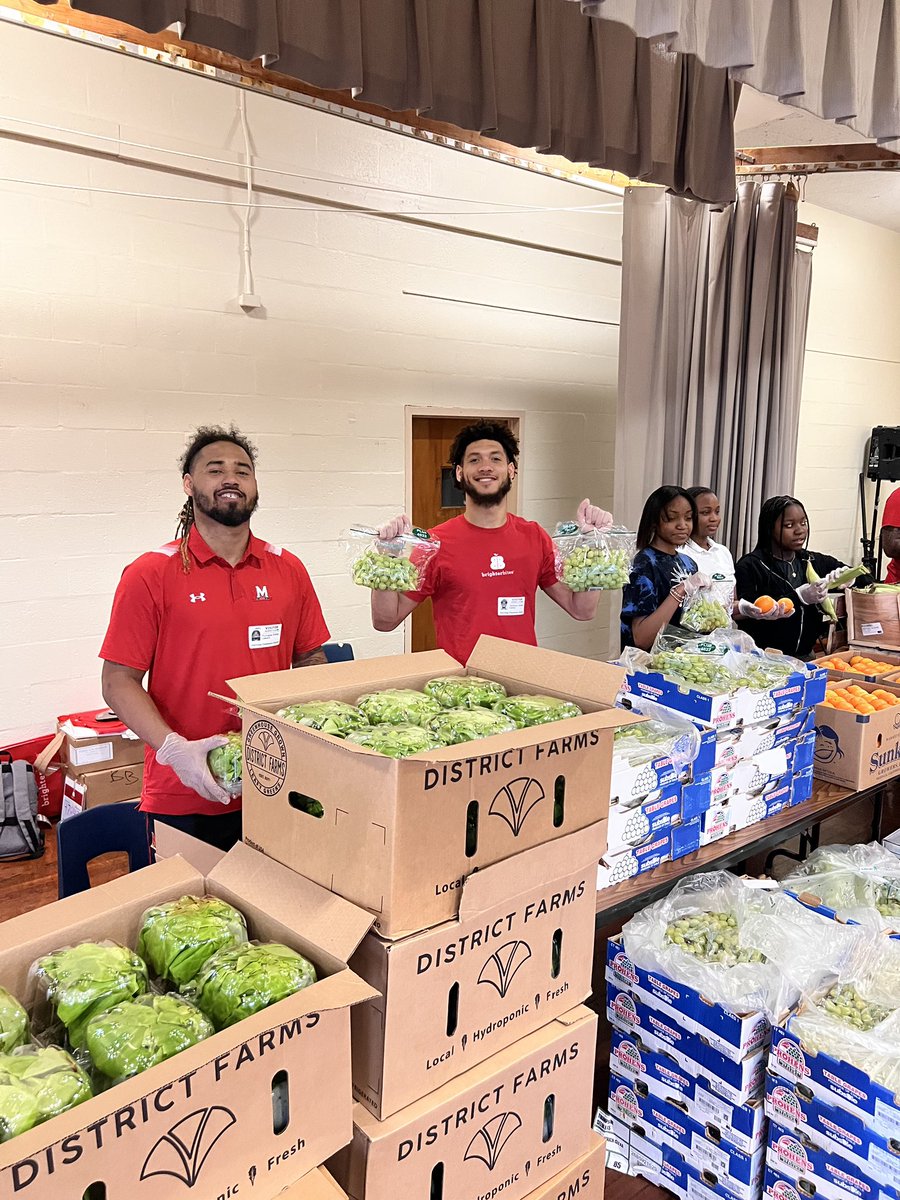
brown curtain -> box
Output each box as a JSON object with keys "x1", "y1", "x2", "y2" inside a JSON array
[
  {"x1": 47, "y1": 0, "x2": 738, "y2": 203},
  {"x1": 615, "y1": 181, "x2": 814, "y2": 557}
]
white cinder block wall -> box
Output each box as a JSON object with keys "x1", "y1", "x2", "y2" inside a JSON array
[
  {"x1": 0, "y1": 20, "x2": 623, "y2": 744},
  {"x1": 793, "y1": 203, "x2": 900, "y2": 565}
]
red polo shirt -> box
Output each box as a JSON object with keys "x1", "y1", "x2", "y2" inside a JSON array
[
  {"x1": 883, "y1": 487, "x2": 900, "y2": 584},
  {"x1": 100, "y1": 526, "x2": 329, "y2": 816}
]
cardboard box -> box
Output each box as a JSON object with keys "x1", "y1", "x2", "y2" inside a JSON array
[
  {"x1": 765, "y1": 1073, "x2": 900, "y2": 1193},
  {"x1": 349, "y1": 824, "x2": 603, "y2": 1119},
  {"x1": 0, "y1": 843, "x2": 378, "y2": 1200},
  {"x1": 60, "y1": 763, "x2": 144, "y2": 819},
  {"x1": 282, "y1": 1168, "x2": 349, "y2": 1200},
  {"x1": 605, "y1": 938, "x2": 770, "y2": 1063},
  {"x1": 610, "y1": 1031, "x2": 766, "y2": 1155},
  {"x1": 233, "y1": 638, "x2": 630, "y2": 939},
  {"x1": 763, "y1": 1160, "x2": 889, "y2": 1200},
  {"x1": 769, "y1": 1024, "x2": 900, "y2": 1142},
  {"x1": 703, "y1": 710, "x2": 815, "y2": 771},
  {"x1": 598, "y1": 832, "x2": 670, "y2": 888},
  {"x1": 518, "y1": 1136, "x2": 606, "y2": 1200},
  {"x1": 607, "y1": 1075, "x2": 765, "y2": 1200},
  {"x1": 606, "y1": 783, "x2": 681, "y2": 857},
  {"x1": 765, "y1": 1126, "x2": 891, "y2": 1200},
  {"x1": 671, "y1": 816, "x2": 702, "y2": 860},
  {"x1": 46, "y1": 709, "x2": 146, "y2": 772},
  {"x1": 709, "y1": 748, "x2": 790, "y2": 807},
  {"x1": 330, "y1": 1007, "x2": 597, "y2": 1200},
  {"x1": 812, "y1": 679, "x2": 900, "y2": 789},
  {"x1": 847, "y1": 591, "x2": 900, "y2": 653},
  {"x1": 815, "y1": 648, "x2": 900, "y2": 682},
  {"x1": 607, "y1": 986, "x2": 766, "y2": 1107}
]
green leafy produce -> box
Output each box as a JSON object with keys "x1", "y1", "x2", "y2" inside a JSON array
[
  {"x1": 664, "y1": 911, "x2": 766, "y2": 965},
  {"x1": 346, "y1": 724, "x2": 445, "y2": 758},
  {"x1": 492, "y1": 694, "x2": 583, "y2": 729},
  {"x1": 352, "y1": 549, "x2": 421, "y2": 591},
  {"x1": 86, "y1": 994, "x2": 213, "y2": 1086},
  {"x1": 681, "y1": 594, "x2": 731, "y2": 634},
  {"x1": 138, "y1": 895, "x2": 248, "y2": 986},
  {"x1": 0, "y1": 1046, "x2": 92, "y2": 1143},
  {"x1": 276, "y1": 700, "x2": 365, "y2": 738},
  {"x1": 0, "y1": 989, "x2": 28, "y2": 1054},
  {"x1": 819, "y1": 983, "x2": 890, "y2": 1033},
  {"x1": 357, "y1": 689, "x2": 441, "y2": 727},
  {"x1": 424, "y1": 675, "x2": 508, "y2": 710},
  {"x1": 34, "y1": 942, "x2": 149, "y2": 1050},
  {"x1": 207, "y1": 732, "x2": 242, "y2": 796},
  {"x1": 181, "y1": 942, "x2": 317, "y2": 1031},
  {"x1": 427, "y1": 708, "x2": 517, "y2": 746}
]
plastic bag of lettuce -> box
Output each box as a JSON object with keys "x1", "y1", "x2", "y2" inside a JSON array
[
  {"x1": 85, "y1": 994, "x2": 213, "y2": 1088},
  {"x1": 427, "y1": 708, "x2": 516, "y2": 746},
  {"x1": 346, "y1": 724, "x2": 445, "y2": 758},
  {"x1": 207, "y1": 732, "x2": 242, "y2": 796},
  {"x1": 0, "y1": 987, "x2": 29, "y2": 1054},
  {"x1": 31, "y1": 942, "x2": 149, "y2": 1050},
  {"x1": 181, "y1": 942, "x2": 317, "y2": 1031},
  {"x1": 424, "y1": 675, "x2": 507, "y2": 710},
  {"x1": 138, "y1": 895, "x2": 248, "y2": 986},
  {"x1": 276, "y1": 700, "x2": 365, "y2": 738},
  {"x1": 0, "y1": 1046, "x2": 92, "y2": 1143},
  {"x1": 357, "y1": 689, "x2": 441, "y2": 727},
  {"x1": 492, "y1": 694, "x2": 583, "y2": 729}
]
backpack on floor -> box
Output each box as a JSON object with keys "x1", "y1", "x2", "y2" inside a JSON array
[{"x1": 0, "y1": 751, "x2": 44, "y2": 861}]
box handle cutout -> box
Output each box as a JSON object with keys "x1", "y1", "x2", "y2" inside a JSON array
[
  {"x1": 542, "y1": 1094, "x2": 556, "y2": 1143},
  {"x1": 550, "y1": 928, "x2": 563, "y2": 979},
  {"x1": 288, "y1": 792, "x2": 324, "y2": 819},
  {"x1": 446, "y1": 982, "x2": 460, "y2": 1036},
  {"x1": 272, "y1": 1069, "x2": 290, "y2": 1134},
  {"x1": 465, "y1": 801, "x2": 479, "y2": 857},
  {"x1": 797, "y1": 1182, "x2": 817, "y2": 1199},
  {"x1": 553, "y1": 777, "x2": 565, "y2": 827},
  {"x1": 83, "y1": 1186, "x2": 106, "y2": 1200},
  {"x1": 430, "y1": 1162, "x2": 445, "y2": 1200}
]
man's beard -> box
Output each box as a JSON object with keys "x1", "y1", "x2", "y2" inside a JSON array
[
  {"x1": 461, "y1": 474, "x2": 512, "y2": 508},
  {"x1": 194, "y1": 490, "x2": 259, "y2": 527}
]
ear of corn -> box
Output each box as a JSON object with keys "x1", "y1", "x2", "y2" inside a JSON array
[{"x1": 806, "y1": 560, "x2": 838, "y2": 622}]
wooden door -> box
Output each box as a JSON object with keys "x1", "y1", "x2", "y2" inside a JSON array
[{"x1": 410, "y1": 415, "x2": 519, "y2": 652}]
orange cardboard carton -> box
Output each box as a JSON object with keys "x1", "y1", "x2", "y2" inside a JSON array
[
  {"x1": 233, "y1": 637, "x2": 631, "y2": 939},
  {"x1": 330, "y1": 1006, "x2": 597, "y2": 1200},
  {"x1": 350, "y1": 823, "x2": 605, "y2": 1118},
  {"x1": 0, "y1": 843, "x2": 378, "y2": 1200}
]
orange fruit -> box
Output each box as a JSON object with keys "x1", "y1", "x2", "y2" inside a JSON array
[
  {"x1": 755, "y1": 596, "x2": 776, "y2": 613},
  {"x1": 779, "y1": 597, "x2": 795, "y2": 614}
]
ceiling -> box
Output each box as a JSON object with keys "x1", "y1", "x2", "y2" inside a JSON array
[{"x1": 735, "y1": 87, "x2": 900, "y2": 234}]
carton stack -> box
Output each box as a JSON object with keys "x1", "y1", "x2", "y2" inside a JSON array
[
  {"x1": 34, "y1": 708, "x2": 146, "y2": 816},
  {"x1": 618, "y1": 657, "x2": 825, "y2": 858},
  {"x1": 231, "y1": 638, "x2": 633, "y2": 1200},
  {"x1": 604, "y1": 936, "x2": 769, "y2": 1200}
]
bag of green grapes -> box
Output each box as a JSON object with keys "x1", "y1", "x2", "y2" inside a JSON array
[
  {"x1": 552, "y1": 522, "x2": 635, "y2": 592},
  {"x1": 346, "y1": 526, "x2": 440, "y2": 592},
  {"x1": 680, "y1": 579, "x2": 734, "y2": 634}
]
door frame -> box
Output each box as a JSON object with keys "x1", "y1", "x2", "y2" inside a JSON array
[{"x1": 403, "y1": 405, "x2": 527, "y2": 653}]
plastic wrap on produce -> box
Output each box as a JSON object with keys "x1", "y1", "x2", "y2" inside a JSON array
[
  {"x1": 552, "y1": 523, "x2": 635, "y2": 592},
  {"x1": 621, "y1": 630, "x2": 806, "y2": 696},
  {"x1": 622, "y1": 871, "x2": 854, "y2": 1020},
  {"x1": 346, "y1": 525, "x2": 439, "y2": 592},
  {"x1": 781, "y1": 842, "x2": 900, "y2": 934},
  {"x1": 614, "y1": 697, "x2": 702, "y2": 772},
  {"x1": 681, "y1": 580, "x2": 734, "y2": 634},
  {"x1": 789, "y1": 933, "x2": 900, "y2": 1091}
]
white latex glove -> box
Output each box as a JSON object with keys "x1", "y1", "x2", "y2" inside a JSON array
[
  {"x1": 822, "y1": 567, "x2": 854, "y2": 591},
  {"x1": 377, "y1": 514, "x2": 412, "y2": 541},
  {"x1": 155, "y1": 732, "x2": 232, "y2": 806},
  {"x1": 738, "y1": 598, "x2": 790, "y2": 621},
  {"x1": 576, "y1": 498, "x2": 614, "y2": 533},
  {"x1": 796, "y1": 580, "x2": 828, "y2": 605},
  {"x1": 681, "y1": 572, "x2": 711, "y2": 598}
]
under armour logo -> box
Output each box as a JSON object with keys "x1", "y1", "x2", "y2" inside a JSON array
[
  {"x1": 256, "y1": 585, "x2": 269, "y2": 600},
  {"x1": 190, "y1": 593, "x2": 206, "y2": 603}
]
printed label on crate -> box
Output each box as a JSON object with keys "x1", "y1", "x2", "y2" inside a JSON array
[
  {"x1": 694, "y1": 1087, "x2": 734, "y2": 1130},
  {"x1": 873, "y1": 1099, "x2": 900, "y2": 1139},
  {"x1": 690, "y1": 1135, "x2": 730, "y2": 1178}
]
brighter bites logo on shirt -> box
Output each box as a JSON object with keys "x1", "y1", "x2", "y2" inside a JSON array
[{"x1": 491, "y1": 554, "x2": 506, "y2": 571}]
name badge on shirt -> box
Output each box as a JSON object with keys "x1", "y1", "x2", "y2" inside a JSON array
[
  {"x1": 248, "y1": 623, "x2": 282, "y2": 648},
  {"x1": 497, "y1": 597, "x2": 525, "y2": 616}
]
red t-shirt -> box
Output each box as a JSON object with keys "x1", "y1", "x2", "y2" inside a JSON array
[
  {"x1": 883, "y1": 487, "x2": 900, "y2": 584},
  {"x1": 100, "y1": 526, "x2": 329, "y2": 816},
  {"x1": 410, "y1": 514, "x2": 558, "y2": 665}
]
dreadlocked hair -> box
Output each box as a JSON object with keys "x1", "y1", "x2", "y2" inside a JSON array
[
  {"x1": 176, "y1": 497, "x2": 195, "y2": 575},
  {"x1": 176, "y1": 424, "x2": 258, "y2": 576}
]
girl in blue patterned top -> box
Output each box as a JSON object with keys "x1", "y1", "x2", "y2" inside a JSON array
[{"x1": 620, "y1": 486, "x2": 711, "y2": 650}]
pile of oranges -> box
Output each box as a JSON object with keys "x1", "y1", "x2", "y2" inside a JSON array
[
  {"x1": 817, "y1": 654, "x2": 897, "y2": 676},
  {"x1": 821, "y1": 685, "x2": 900, "y2": 713},
  {"x1": 755, "y1": 596, "x2": 795, "y2": 614}
]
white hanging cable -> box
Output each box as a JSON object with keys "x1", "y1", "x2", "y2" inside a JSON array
[{"x1": 237, "y1": 90, "x2": 255, "y2": 298}]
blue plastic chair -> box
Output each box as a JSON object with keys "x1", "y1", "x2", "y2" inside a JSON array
[
  {"x1": 56, "y1": 800, "x2": 152, "y2": 899},
  {"x1": 323, "y1": 642, "x2": 355, "y2": 663}
]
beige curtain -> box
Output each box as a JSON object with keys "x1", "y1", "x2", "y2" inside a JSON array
[
  {"x1": 50, "y1": 0, "x2": 738, "y2": 203},
  {"x1": 615, "y1": 181, "x2": 813, "y2": 557},
  {"x1": 573, "y1": 0, "x2": 900, "y2": 152}
]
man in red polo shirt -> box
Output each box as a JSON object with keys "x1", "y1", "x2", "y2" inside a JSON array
[
  {"x1": 100, "y1": 425, "x2": 329, "y2": 849},
  {"x1": 369, "y1": 420, "x2": 613, "y2": 663},
  {"x1": 881, "y1": 486, "x2": 900, "y2": 583}
]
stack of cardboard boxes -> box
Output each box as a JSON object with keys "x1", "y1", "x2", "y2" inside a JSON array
[
  {"x1": 607, "y1": 659, "x2": 826, "y2": 881},
  {"x1": 604, "y1": 937, "x2": 769, "y2": 1200},
  {"x1": 231, "y1": 638, "x2": 634, "y2": 1200},
  {"x1": 35, "y1": 708, "x2": 146, "y2": 818}
]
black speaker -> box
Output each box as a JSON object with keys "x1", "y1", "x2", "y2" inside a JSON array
[{"x1": 867, "y1": 426, "x2": 900, "y2": 482}]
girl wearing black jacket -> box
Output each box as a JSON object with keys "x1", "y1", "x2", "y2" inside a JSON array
[{"x1": 735, "y1": 496, "x2": 872, "y2": 659}]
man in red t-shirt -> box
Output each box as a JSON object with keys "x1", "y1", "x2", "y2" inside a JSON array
[
  {"x1": 100, "y1": 425, "x2": 329, "y2": 850},
  {"x1": 881, "y1": 486, "x2": 900, "y2": 583},
  {"x1": 369, "y1": 421, "x2": 613, "y2": 663}
]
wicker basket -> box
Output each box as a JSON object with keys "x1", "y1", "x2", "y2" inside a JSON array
[{"x1": 847, "y1": 590, "x2": 900, "y2": 650}]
